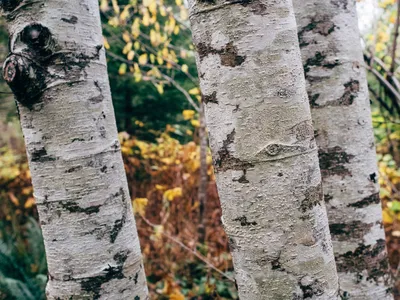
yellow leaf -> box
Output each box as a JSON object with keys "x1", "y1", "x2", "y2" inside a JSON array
[
  {"x1": 383, "y1": 209, "x2": 393, "y2": 224},
  {"x1": 133, "y1": 198, "x2": 148, "y2": 215},
  {"x1": 127, "y1": 50, "x2": 135, "y2": 60},
  {"x1": 169, "y1": 290, "x2": 185, "y2": 300},
  {"x1": 134, "y1": 41, "x2": 141, "y2": 50},
  {"x1": 163, "y1": 187, "x2": 182, "y2": 201},
  {"x1": 118, "y1": 63, "x2": 127, "y2": 75},
  {"x1": 123, "y1": 42, "x2": 132, "y2": 54},
  {"x1": 103, "y1": 37, "x2": 110, "y2": 50},
  {"x1": 182, "y1": 109, "x2": 195, "y2": 120},
  {"x1": 176, "y1": 0, "x2": 182, "y2": 5},
  {"x1": 191, "y1": 119, "x2": 200, "y2": 127},
  {"x1": 111, "y1": 0, "x2": 120, "y2": 14},
  {"x1": 142, "y1": 10, "x2": 150, "y2": 26},
  {"x1": 100, "y1": 0, "x2": 109, "y2": 12},
  {"x1": 189, "y1": 87, "x2": 200, "y2": 95},
  {"x1": 180, "y1": 7, "x2": 188, "y2": 21},
  {"x1": 181, "y1": 64, "x2": 188, "y2": 73},
  {"x1": 174, "y1": 25, "x2": 180, "y2": 35},
  {"x1": 8, "y1": 193, "x2": 19, "y2": 206},
  {"x1": 24, "y1": 197, "x2": 36, "y2": 209},
  {"x1": 122, "y1": 31, "x2": 131, "y2": 43},
  {"x1": 139, "y1": 54, "x2": 148, "y2": 65},
  {"x1": 156, "y1": 84, "x2": 164, "y2": 94}
]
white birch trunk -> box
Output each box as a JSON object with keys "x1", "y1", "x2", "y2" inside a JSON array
[
  {"x1": 187, "y1": 0, "x2": 339, "y2": 298},
  {"x1": 293, "y1": 0, "x2": 393, "y2": 298},
  {"x1": 1, "y1": 1, "x2": 148, "y2": 299}
]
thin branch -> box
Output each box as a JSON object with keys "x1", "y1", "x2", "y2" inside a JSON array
[{"x1": 140, "y1": 215, "x2": 235, "y2": 282}]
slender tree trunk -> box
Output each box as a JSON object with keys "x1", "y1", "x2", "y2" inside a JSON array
[
  {"x1": 293, "y1": 0, "x2": 392, "y2": 298},
  {"x1": 188, "y1": 0, "x2": 339, "y2": 298},
  {"x1": 198, "y1": 101, "x2": 208, "y2": 244},
  {"x1": 1, "y1": 1, "x2": 148, "y2": 299}
]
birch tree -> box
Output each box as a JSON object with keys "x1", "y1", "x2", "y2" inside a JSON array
[
  {"x1": 0, "y1": 0, "x2": 148, "y2": 299},
  {"x1": 187, "y1": 0, "x2": 339, "y2": 298},
  {"x1": 293, "y1": 0, "x2": 393, "y2": 298}
]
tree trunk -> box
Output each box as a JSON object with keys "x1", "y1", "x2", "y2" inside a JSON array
[
  {"x1": 293, "y1": 0, "x2": 392, "y2": 298},
  {"x1": 1, "y1": 1, "x2": 148, "y2": 299},
  {"x1": 187, "y1": 0, "x2": 339, "y2": 298}
]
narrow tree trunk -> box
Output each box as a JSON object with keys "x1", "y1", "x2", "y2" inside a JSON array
[
  {"x1": 198, "y1": 101, "x2": 208, "y2": 244},
  {"x1": 187, "y1": 0, "x2": 339, "y2": 298},
  {"x1": 293, "y1": 0, "x2": 392, "y2": 298},
  {"x1": 1, "y1": 1, "x2": 148, "y2": 299}
]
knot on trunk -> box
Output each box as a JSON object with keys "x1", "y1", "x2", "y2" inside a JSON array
[
  {"x1": 3, "y1": 55, "x2": 47, "y2": 105},
  {"x1": 3, "y1": 23, "x2": 55, "y2": 106}
]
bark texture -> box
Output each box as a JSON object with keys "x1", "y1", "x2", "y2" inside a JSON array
[
  {"x1": 188, "y1": 0, "x2": 339, "y2": 299},
  {"x1": 293, "y1": 0, "x2": 392, "y2": 298},
  {"x1": 1, "y1": 1, "x2": 148, "y2": 299}
]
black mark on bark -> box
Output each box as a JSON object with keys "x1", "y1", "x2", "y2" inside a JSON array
[
  {"x1": 81, "y1": 251, "x2": 128, "y2": 299},
  {"x1": 197, "y1": 42, "x2": 246, "y2": 67},
  {"x1": 335, "y1": 239, "x2": 389, "y2": 283},
  {"x1": 31, "y1": 147, "x2": 56, "y2": 162},
  {"x1": 298, "y1": 15, "x2": 336, "y2": 48},
  {"x1": 370, "y1": 172, "x2": 377, "y2": 183},
  {"x1": 61, "y1": 201, "x2": 101, "y2": 215},
  {"x1": 61, "y1": 16, "x2": 78, "y2": 24},
  {"x1": 233, "y1": 169, "x2": 249, "y2": 183},
  {"x1": 233, "y1": 216, "x2": 257, "y2": 226},
  {"x1": 331, "y1": 0, "x2": 348, "y2": 10},
  {"x1": 215, "y1": 129, "x2": 254, "y2": 171},
  {"x1": 89, "y1": 81, "x2": 104, "y2": 103},
  {"x1": 300, "y1": 183, "x2": 323, "y2": 213},
  {"x1": 202, "y1": 91, "x2": 218, "y2": 104},
  {"x1": 347, "y1": 192, "x2": 380, "y2": 208},
  {"x1": 65, "y1": 166, "x2": 83, "y2": 173},
  {"x1": 326, "y1": 79, "x2": 360, "y2": 106},
  {"x1": 298, "y1": 277, "x2": 324, "y2": 298},
  {"x1": 329, "y1": 221, "x2": 373, "y2": 241},
  {"x1": 0, "y1": 0, "x2": 21, "y2": 12},
  {"x1": 303, "y1": 52, "x2": 340, "y2": 74},
  {"x1": 318, "y1": 146, "x2": 354, "y2": 177},
  {"x1": 110, "y1": 188, "x2": 128, "y2": 243}
]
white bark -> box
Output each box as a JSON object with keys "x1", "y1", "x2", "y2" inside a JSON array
[
  {"x1": 293, "y1": 0, "x2": 393, "y2": 299},
  {"x1": 1, "y1": 1, "x2": 148, "y2": 299},
  {"x1": 188, "y1": 0, "x2": 339, "y2": 299}
]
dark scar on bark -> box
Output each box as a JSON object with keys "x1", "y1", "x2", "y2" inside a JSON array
[
  {"x1": 233, "y1": 215, "x2": 257, "y2": 226},
  {"x1": 89, "y1": 81, "x2": 104, "y2": 103},
  {"x1": 202, "y1": 91, "x2": 218, "y2": 104},
  {"x1": 298, "y1": 278, "x2": 324, "y2": 298},
  {"x1": 110, "y1": 188, "x2": 128, "y2": 243},
  {"x1": 65, "y1": 166, "x2": 83, "y2": 173},
  {"x1": 233, "y1": 169, "x2": 249, "y2": 183},
  {"x1": 329, "y1": 221, "x2": 373, "y2": 241},
  {"x1": 298, "y1": 15, "x2": 336, "y2": 48},
  {"x1": 335, "y1": 239, "x2": 389, "y2": 283},
  {"x1": 61, "y1": 16, "x2": 78, "y2": 24},
  {"x1": 369, "y1": 172, "x2": 377, "y2": 183},
  {"x1": 80, "y1": 251, "x2": 128, "y2": 299},
  {"x1": 215, "y1": 129, "x2": 255, "y2": 172},
  {"x1": 61, "y1": 201, "x2": 101, "y2": 215},
  {"x1": 331, "y1": 0, "x2": 348, "y2": 10},
  {"x1": 31, "y1": 147, "x2": 56, "y2": 162},
  {"x1": 196, "y1": 42, "x2": 246, "y2": 67},
  {"x1": 300, "y1": 183, "x2": 323, "y2": 213},
  {"x1": 303, "y1": 52, "x2": 341, "y2": 75},
  {"x1": 308, "y1": 93, "x2": 320, "y2": 108},
  {"x1": 326, "y1": 79, "x2": 360, "y2": 106},
  {"x1": 318, "y1": 146, "x2": 354, "y2": 177},
  {"x1": 347, "y1": 192, "x2": 380, "y2": 208}
]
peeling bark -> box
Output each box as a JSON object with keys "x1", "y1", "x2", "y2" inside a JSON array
[
  {"x1": 293, "y1": 0, "x2": 393, "y2": 298},
  {"x1": 1, "y1": 1, "x2": 148, "y2": 299},
  {"x1": 188, "y1": 0, "x2": 339, "y2": 298}
]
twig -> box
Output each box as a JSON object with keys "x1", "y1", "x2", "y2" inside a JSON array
[{"x1": 140, "y1": 215, "x2": 235, "y2": 282}]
